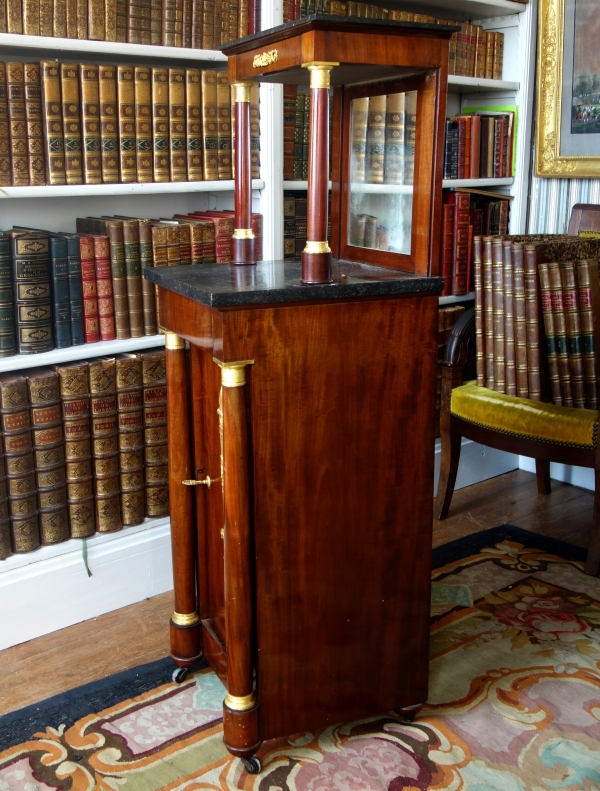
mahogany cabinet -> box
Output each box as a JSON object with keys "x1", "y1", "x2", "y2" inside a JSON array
[{"x1": 146, "y1": 15, "x2": 453, "y2": 773}]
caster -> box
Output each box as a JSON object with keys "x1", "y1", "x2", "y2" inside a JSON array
[
  {"x1": 241, "y1": 757, "x2": 261, "y2": 774},
  {"x1": 172, "y1": 667, "x2": 189, "y2": 683}
]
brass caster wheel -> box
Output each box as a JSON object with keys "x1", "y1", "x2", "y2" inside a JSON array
[
  {"x1": 172, "y1": 667, "x2": 189, "y2": 683},
  {"x1": 242, "y1": 757, "x2": 261, "y2": 774}
]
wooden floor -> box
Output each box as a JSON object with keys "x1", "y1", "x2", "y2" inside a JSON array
[{"x1": 0, "y1": 469, "x2": 594, "y2": 718}]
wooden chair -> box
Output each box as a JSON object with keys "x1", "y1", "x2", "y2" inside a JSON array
[{"x1": 433, "y1": 279, "x2": 600, "y2": 576}]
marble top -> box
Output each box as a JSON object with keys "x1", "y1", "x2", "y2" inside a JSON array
[{"x1": 144, "y1": 259, "x2": 444, "y2": 308}]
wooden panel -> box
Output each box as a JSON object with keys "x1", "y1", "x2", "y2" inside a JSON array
[
  {"x1": 158, "y1": 288, "x2": 214, "y2": 350},
  {"x1": 201, "y1": 618, "x2": 228, "y2": 685},
  {"x1": 219, "y1": 295, "x2": 439, "y2": 739},
  {"x1": 312, "y1": 29, "x2": 446, "y2": 71}
]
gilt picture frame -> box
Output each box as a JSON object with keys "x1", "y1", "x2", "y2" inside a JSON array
[{"x1": 536, "y1": 0, "x2": 600, "y2": 177}]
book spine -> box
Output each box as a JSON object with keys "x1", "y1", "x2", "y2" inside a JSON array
[
  {"x1": 40, "y1": 62, "x2": 66, "y2": 186},
  {"x1": 473, "y1": 236, "x2": 484, "y2": 385},
  {"x1": 22, "y1": 0, "x2": 39, "y2": 34},
  {"x1": 493, "y1": 31, "x2": 504, "y2": 81},
  {"x1": 63, "y1": 235, "x2": 85, "y2": 346},
  {"x1": 92, "y1": 235, "x2": 116, "y2": 341},
  {"x1": 301, "y1": 92, "x2": 309, "y2": 180},
  {"x1": 140, "y1": 0, "x2": 151, "y2": 43},
  {"x1": 10, "y1": 232, "x2": 54, "y2": 354},
  {"x1": 293, "y1": 90, "x2": 304, "y2": 180},
  {"x1": 107, "y1": 221, "x2": 131, "y2": 339},
  {"x1": 524, "y1": 244, "x2": 543, "y2": 401},
  {"x1": 456, "y1": 117, "x2": 466, "y2": 180},
  {"x1": 576, "y1": 260, "x2": 599, "y2": 410},
  {"x1": 538, "y1": 262, "x2": 563, "y2": 405},
  {"x1": 491, "y1": 238, "x2": 505, "y2": 393},
  {"x1": 138, "y1": 220, "x2": 158, "y2": 335},
  {"x1": 512, "y1": 242, "x2": 529, "y2": 398},
  {"x1": 98, "y1": 65, "x2": 119, "y2": 184},
  {"x1": 152, "y1": 67, "x2": 170, "y2": 183},
  {"x1": 250, "y1": 82, "x2": 260, "y2": 180},
  {"x1": 79, "y1": 235, "x2": 101, "y2": 344},
  {"x1": 441, "y1": 200, "x2": 453, "y2": 297},
  {"x1": 6, "y1": 62, "x2": 29, "y2": 187},
  {"x1": 0, "y1": 436, "x2": 10, "y2": 557},
  {"x1": 238, "y1": 0, "x2": 248, "y2": 39},
  {"x1": 452, "y1": 192, "x2": 470, "y2": 296},
  {"x1": 116, "y1": 354, "x2": 145, "y2": 526},
  {"x1": 169, "y1": 68, "x2": 187, "y2": 182},
  {"x1": 49, "y1": 235, "x2": 72, "y2": 349},
  {"x1": 77, "y1": 0, "x2": 88, "y2": 37},
  {"x1": 547, "y1": 262, "x2": 573, "y2": 407},
  {"x1": 502, "y1": 240, "x2": 516, "y2": 396},
  {"x1": 24, "y1": 63, "x2": 45, "y2": 187},
  {"x1": 201, "y1": 70, "x2": 218, "y2": 181},
  {"x1": 216, "y1": 71, "x2": 232, "y2": 180},
  {"x1": 559, "y1": 261, "x2": 586, "y2": 408},
  {"x1": 134, "y1": 66, "x2": 153, "y2": 183},
  {"x1": 6, "y1": 0, "x2": 23, "y2": 32},
  {"x1": 191, "y1": 0, "x2": 202, "y2": 46},
  {"x1": 116, "y1": 0, "x2": 127, "y2": 40},
  {"x1": 162, "y1": 0, "x2": 176, "y2": 45},
  {"x1": 201, "y1": 0, "x2": 214, "y2": 48},
  {"x1": 142, "y1": 351, "x2": 168, "y2": 518},
  {"x1": 165, "y1": 225, "x2": 180, "y2": 266},
  {"x1": 105, "y1": 0, "x2": 117, "y2": 39},
  {"x1": 122, "y1": 221, "x2": 144, "y2": 338},
  {"x1": 283, "y1": 85, "x2": 297, "y2": 181},
  {"x1": 79, "y1": 63, "x2": 102, "y2": 186},
  {"x1": 0, "y1": 234, "x2": 16, "y2": 357},
  {"x1": 403, "y1": 91, "x2": 416, "y2": 185},
  {"x1": 182, "y1": 0, "x2": 192, "y2": 46},
  {"x1": 150, "y1": 0, "x2": 161, "y2": 43},
  {"x1": 117, "y1": 65, "x2": 137, "y2": 184},
  {"x1": 482, "y1": 236, "x2": 494, "y2": 389},
  {"x1": 365, "y1": 95, "x2": 385, "y2": 184},
  {"x1": 469, "y1": 114, "x2": 481, "y2": 179},
  {"x1": 443, "y1": 119, "x2": 452, "y2": 180},
  {"x1": 60, "y1": 64, "x2": 83, "y2": 185},
  {"x1": 383, "y1": 92, "x2": 404, "y2": 185},
  {"x1": 127, "y1": 0, "x2": 142, "y2": 42},
  {"x1": 0, "y1": 64, "x2": 11, "y2": 187},
  {"x1": 66, "y1": 0, "x2": 78, "y2": 36},
  {"x1": 54, "y1": 0, "x2": 67, "y2": 35},
  {"x1": 186, "y1": 69, "x2": 203, "y2": 181},
  {"x1": 88, "y1": 0, "x2": 105, "y2": 39}
]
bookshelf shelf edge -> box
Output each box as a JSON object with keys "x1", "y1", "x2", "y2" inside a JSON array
[{"x1": 0, "y1": 180, "x2": 265, "y2": 199}]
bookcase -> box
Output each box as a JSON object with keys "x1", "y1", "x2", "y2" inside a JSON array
[{"x1": 0, "y1": 0, "x2": 538, "y2": 650}]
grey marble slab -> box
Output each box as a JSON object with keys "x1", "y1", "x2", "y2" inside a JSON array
[{"x1": 144, "y1": 259, "x2": 444, "y2": 308}]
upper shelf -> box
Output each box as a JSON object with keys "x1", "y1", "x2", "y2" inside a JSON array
[
  {"x1": 284, "y1": 178, "x2": 514, "y2": 191},
  {"x1": 447, "y1": 75, "x2": 520, "y2": 93},
  {"x1": 0, "y1": 33, "x2": 228, "y2": 67},
  {"x1": 366, "y1": 0, "x2": 527, "y2": 21},
  {"x1": 0, "y1": 179, "x2": 265, "y2": 199}
]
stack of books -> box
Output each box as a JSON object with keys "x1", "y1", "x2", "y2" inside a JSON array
[
  {"x1": 0, "y1": 350, "x2": 168, "y2": 560},
  {"x1": 443, "y1": 111, "x2": 515, "y2": 181},
  {"x1": 0, "y1": 0, "x2": 259, "y2": 47},
  {"x1": 0, "y1": 61, "x2": 261, "y2": 187}
]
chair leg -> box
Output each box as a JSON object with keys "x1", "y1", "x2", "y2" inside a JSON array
[
  {"x1": 433, "y1": 412, "x2": 462, "y2": 520},
  {"x1": 535, "y1": 459, "x2": 551, "y2": 495},
  {"x1": 585, "y1": 464, "x2": 600, "y2": 576}
]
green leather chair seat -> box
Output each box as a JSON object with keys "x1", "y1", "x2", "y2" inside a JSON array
[{"x1": 451, "y1": 381, "x2": 599, "y2": 449}]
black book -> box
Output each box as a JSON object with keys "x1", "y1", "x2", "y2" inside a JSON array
[
  {"x1": 10, "y1": 231, "x2": 53, "y2": 355},
  {"x1": 443, "y1": 119, "x2": 453, "y2": 180},
  {"x1": 59, "y1": 233, "x2": 85, "y2": 346},
  {"x1": 0, "y1": 233, "x2": 16, "y2": 357},
  {"x1": 49, "y1": 235, "x2": 72, "y2": 349}
]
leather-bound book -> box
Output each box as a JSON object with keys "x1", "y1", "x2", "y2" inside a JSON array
[
  {"x1": 383, "y1": 92, "x2": 404, "y2": 186},
  {"x1": 238, "y1": 0, "x2": 248, "y2": 38},
  {"x1": 546, "y1": 262, "x2": 573, "y2": 406},
  {"x1": 150, "y1": 0, "x2": 161, "y2": 43},
  {"x1": 283, "y1": 84, "x2": 297, "y2": 180},
  {"x1": 403, "y1": 90, "x2": 417, "y2": 185},
  {"x1": 163, "y1": 0, "x2": 183, "y2": 45},
  {"x1": 22, "y1": 0, "x2": 39, "y2": 33},
  {"x1": 538, "y1": 262, "x2": 562, "y2": 405},
  {"x1": 48, "y1": 235, "x2": 72, "y2": 349},
  {"x1": 79, "y1": 64, "x2": 102, "y2": 186},
  {"x1": 105, "y1": 0, "x2": 117, "y2": 39},
  {"x1": 116, "y1": 0, "x2": 127, "y2": 40},
  {"x1": 473, "y1": 235, "x2": 484, "y2": 385},
  {"x1": 511, "y1": 242, "x2": 529, "y2": 398},
  {"x1": 55, "y1": 361, "x2": 95, "y2": 538},
  {"x1": 142, "y1": 350, "x2": 168, "y2": 518},
  {"x1": 491, "y1": 238, "x2": 505, "y2": 393},
  {"x1": 469, "y1": 114, "x2": 481, "y2": 178},
  {"x1": 92, "y1": 235, "x2": 116, "y2": 341},
  {"x1": 440, "y1": 196, "x2": 454, "y2": 296},
  {"x1": 77, "y1": 0, "x2": 88, "y2": 37},
  {"x1": 212, "y1": 0, "x2": 222, "y2": 49},
  {"x1": 137, "y1": 220, "x2": 157, "y2": 334},
  {"x1": 523, "y1": 244, "x2": 544, "y2": 401},
  {"x1": 66, "y1": 0, "x2": 78, "y2": 37},
  {"x1": 27, "y1": 369, "x2": 69, "y2": 546},
  {"x1": 171, "y1": 217, "x2": 203, "y2": 264},
  {"x1": 0, "y1": 443, "x2": 10, "y2": 559},
  {"x1": 134, "y1": 66, "x2": 153, "y2": 183},
  {"x1": 482, "y1": 236, "x2": 494, "y2": 389},
  {"x1": 575, "y1": 260, "x2": 598, "y2": 410},
  {"x1": 127, "y1": 0, "x2": 142, "y2": 42},
  {"x1": 201, "y1": 70, "x2": 218, "y2": 181},
  {"x1": 60, "y1": 64, "x2": 83, "y2": 185},
  {"x1": 117, "y1": 65, "x2": 137, "y2": 184},
  {"x1": 502, "y1": 240, "x2": 516, "y2": 395},
  {"x1": 182, "y1": 0, "x2": 191, "y2": 46},
  {"x1": 0, "y1": 233, "x2": 16, "y2": 357},
  {"x1": 40, "y1": 60, "x2": 66, "y2": 184},
  {"x1": 78, "y1": 234, "x2": 101, "y2": 343},
  {"x1": 559, "y1": 261, "x2": 586, "y2": 408},
  {"x1": 151, "y1": 67, "x2": 170, "y2": 183},
  {"x1": 293, "y1": 89, "x2": 304, "y2": 179},
  {"x1": 250, "y1": 82, "x2": 260, "y2": 179},
  {"x1": 202, "y1": 0, "x2": 215, "y2": 48},
  {"x1": 10, "y1": 231, "x2": 53, "y2": 354},
  {"x1": 0, "y1": 64, "x2": 11, "y2": 187},
  {"x1": 151, "y1": 224, "x2": 168, "y2": 265},
  {"x1": 89, "y1": 358, "x2": 121, "y2": 533},
  {"x1": 88, "y1": 0, "x2": 105, "y2": 38},
  {"x1": 6, "y1": 0, "x2": 23, "y2": 32},
  {"x1": 6, "y1": 62, "x2": 29, "y2": 187},
  {"x1": 0, "y1": 373, "x2": 39, "y2": 553},
  {"x1": 164, "y1": 224, "x2": 180, "y2": 266},
  {"x1": 169, "y1": 68, "x2": 186, "y2": 181},
  {"x1": 24, "y1": 63, "x2": 45, "y2": 187},
  {"x1": 284, "y1": 195, "x2": 296, "y2": 259},
  {"x1": 186, "y1": 69, "x2": 203, "y2": 181},
  {"x1": 452, "y1": 192, "x2": 470, "y2": 296},
  {"x1": 54, "y1": 0, "x2": 67, "y2": 35},
  {"x1": 98, "y1": 65, "x2": 119, "y2": 184},
  {"x1": 120, "y1": 219, "x2": 144, "y2": 338},
  {"x1": 365, "y1": 95, "x2": 385, "y2": 184},
  {"x1": 191, "y1": 0, "x2": 203, "y2": 47},
  {"x1": 140, "y1": 0, "x2": 151, "y2": 43},
  {"x1": 115, "y1": 354, "x2": 145, "y2": 526}
]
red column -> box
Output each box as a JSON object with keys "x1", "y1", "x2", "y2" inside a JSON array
[{"x1": 231, "y1": 81, "x2": 256, "y2": 265}]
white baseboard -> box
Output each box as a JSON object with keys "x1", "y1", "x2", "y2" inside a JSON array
[
  {"x1": 518, "y1": 456, "x2": 594, "y2": 491},
  {"x1": 0, "y1": 517, "x2": 173, "y2": 651},
  {"x1": 434, "y1": 438, "x2": 519, "y2": 493}
]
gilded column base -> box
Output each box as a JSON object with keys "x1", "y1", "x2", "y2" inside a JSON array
[{"x1": 223, "y1": 700, "x2": 261, "y2": 757}]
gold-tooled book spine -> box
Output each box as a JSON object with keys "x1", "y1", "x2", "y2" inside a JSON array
[
  {"x1": 88, "y1": 0, "x2": 105, "y2": 38},
  {"x1": 138, "y1": 220, "x2": 158, "y2": 335},
  {"x1": 60, "y1": 63, "x2": 83, "y2": 185},
  {"x1": 142, "y1": 350, "x2": 168, "y2": 518},
  {"x1": 0, "y1": 64, "x2": 11, "y2": 187},
  {"x1": 559, "y1": 261, "x2": 586, "y2": 409},
  {"x1": 162, "y1": 0, "x2": 176, "y2": 45},
  {"x1": 512, "y1": 242, "x2": 529, "y2": 399},
  {"x1": 212, "y1": 0, "x2": 221, "y2": 48},
  {"x1": 546, "y1": 262, "x2": 573, "y2": 406},
  {"x1": 6, "y1": 0, "x2": 23, "y2": 33},
  {"x1": 482, "y1": 236, "x2": 494, "y2": 390},
  {"x1": 238, "y1": 0, "x2": 247, "y2": 39},
  {"x1": 134, "y1": 66, "x2": 153, "y2": 183},
  {"x1": 117, "y1": 65, "x2": 137, "y2": 184},
  {"x1": 191, "y1": 0, "x2": 202, "y2": 47},
  {"x1": 201, "y1": 70, "x2": 218, "y2": 181},
  {"x1": 169, "y1": 68, "x2": 186, "y2": 181},
  {"x1": 201, "y1": 0, "x2": 214, "y2": 48},
  {"x1": 53, "y1": 0, "x2": 66, "y2": 34},
  {"x1": 99, "y1": 65, "x2": 119, "y2": 184},
  {"x1": 24, "y1": 63, "x2": 45, "y2": 186},
  {"x1": 502, "y1": 240, "x2": 516, "y2": 396},
  {"x1": 365, "y1": 94, "x2": 386, "y2": 184},
  {"x1": 140, "y1": 0, "x2": 151, "y2": 44},
  {"x1": 177, "y1": 223, "x2": 191, "y2": 265},
  {"x1": 79, "y1": 63, "x2": 102, "y2": 185},
  {"x1": 40, "y1": 62, "x2": 66, "y2": 185},
  {"x1": 77, "y1": 0, "x2": 88, "y2": 37},
  {"x1": 116, "y1": 0, "x2": 127, "y2": 40},
  {"x1": 150, "y1": 0, "x2": 161, "y2": 43},
  {"x1": 383, "y1": 92, "x2": 404, "y2": 186},
  {"x1": 229, "y1": 0, "x2": 239, "y2": 43},
  {"x1": 250, "y1": 82, "x2": 260, "y2": 180},
  {"x1": 6, "y1": 62, "x2": 29, "y2": 187},
  {"x1": 10, "y1": 232, "x2": 54, "y2": 354},
  {"x1": 216, "y1": 71, "x2": 232, "y2": 180},
  {"x1": 538, "y1": 262, "x2": 562, "y2": 406},
  {"x1": 182, "y1": 0, "x2": 191, "y2": 47},
  {"x1": 186, "y1": 69, "x2": 203, "y2": 181},
  {"x1": 575, "y1": 260, "x2": 599, "y2": 410},
  {"x1": 491, "y1": 238, "x2": 505, "y2": 393},
  {"x1": 106, "y1": 220, "x2": 131, "y2": 339},
  {"x1": 127, "y1": 0, "x2": 143, "y2": 43},
  {"x1": 105, "y1": 0, "x2": 117, "y2": 39},
  {"x1": 523, "y1": 244, "x2": 543, "y2": 401},
  {"x1": 89, "y1": 358, "x2": 121, "y2": 533},
  {"x1": 473, "y1": 236, "x2": 484, "y2": 386},
  {"x1": 0, "y1": 0, "x2": 6, "y2": 31},
  {"x1": 152, "y1": 67, "x2": 170, "y2": 182},
  {"x1": 22, "y1": 0, "x2": 40, "y2": 34},
  {"x1": 115, "y1": 354, "x2": 144, "y2": 526},
  {"x1": 122, "y1": 220, "x2": 144, "y2": 338},
  {"x1": 66, "y1": 0, "x2": 78, "y2": 36},
  {"x1": 165, "y1": 225, "x2": 180, "y2": 266}
]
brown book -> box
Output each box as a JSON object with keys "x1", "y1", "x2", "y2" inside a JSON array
[
  {"x1": 524, "y1": 244, "x2": 544, "y2": 401},
  {"x1": 469, "y1": 113, "x2": 481, "y2": 179},
  {"x1": 201, "y1": 0, "x2": 214, "y2": 48},
  {"x1": 54, "y1": 0, "x2": 67, "y2": 35},
  {"x1": 150, "y1": 0, "x2": 161, "y2": 43},
  {"x1": 0, "y1": 64, "x2": 11, "y2": 187},
  {"x1": 127, "y1": 0, "x2": 142, "y2": 43},
  {"x1": 121, "y1": 219, "x2": 144, "y2": 337},
  {"x1": 98, "y1": 65, "x2": 119, "y2": 184},
  {"x1": 473, "y1": 235, "x2": 484, "y2": 386},
  {"x1": 482, "y1": 236, "x2": 494, "y2": 389},
  {"x1": 6, "y1": 0, "x2": 23, "y2": 32},
  {"x1": 546, "y1": 262, "x2": 573, "y2": 406},
  {"x1": 60, "y1": 63, "x2": 83, "y2": 185},
  {"x1": 576, "y1": 260, "x2": 599, "y2": 410},
  {"x1": 559, "y1": 261, "x2": 586, "y2": 408},
  {"x1": 186, "y1": 69, "x2": 203, "y2": 181},
  {"x1": 538, "y1": 262, "x2": 563, "y2": 406},
  {"x1": 117, "y1": 65, "x2": 137, "y2": 184},
  {"x1": 115, "y1": 354, "x2": 145, "y2": 526},
  {"x1": 88, "y1": 0, "x2": 105, "y2": 38},
  {"x1": 6, "y1": 62, "x2": 29, "y2": 187},
  {"x1": 40, "y1": 62, "x2": 66, "y2": 185},
  {"x1": 0, "y1": 0, "x2": 7, "y2": 29},
  {"x1": 512, "y1": 242, "x2": 529, "y2": 399},
  {"x1": 163, "y1": 0, "x2": 183, "y2": 45},
  {"x1": 79, "y1": 63, "x2": 102, "y2": 186},
  {"x1": 89, "y1": 358, "x2": 121, "y2": 533},
  {"x1": 77, "y1": 0, "x2": 88, "y2": 37},
  {"x1": 142, "y1": 350, "x2": 168, "y2": 518},
  {"x1": 182, "y1": 0, "x2": 192, "y2": 46},
  {"x1": 116, "y1": 0, "x2": 127, "y2": 40},
  {"x1": 152, "y1": 67, "x2": 170, "y2": 183},
  {"x1": 201, "y1": 70, "x2": 218, "y2": 180},
  {"x1": 491, "y1": 238, "x2": 505, "y2": 393},
  {"x1": 24, "y1": 63, "x2": 45, "y2": 187},
  {"x1": 105, "y1": 0, "x2": 117, "y2": 39},
  {"x1": 138, "y1": 219, "x2": 158, "y2": 335},
  {"x1": 169, "y1": 68, "x2": 186, "y2": 181},
  {"x1": 66, "y1": 0, "x2": 78, "y2": 36},
  {"x1": 140, "y1": 0, "x2": 151, "y2": 43},
  {"x1": 250, "y1": 81, "x2": 260, "y2": 180},
  {"x1": 191, "y1": 0, "x2": 203, "y2": 47},
  {"x1": 134, "y1": 66, "x2": 153, "y2": 183},
  {"x1": 93, "y1": 235, "x2": 116, "y2": 341},
  {"x1": 22, "y1": 0, "x2": 39, "y2": 35},
  {"x1": 502, "y1": 240, "x2": 516, "y2": 395}
]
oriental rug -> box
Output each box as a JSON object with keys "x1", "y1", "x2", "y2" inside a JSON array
[{"x1": 1, "y1": 525, "x2": 600, "y2": 790}]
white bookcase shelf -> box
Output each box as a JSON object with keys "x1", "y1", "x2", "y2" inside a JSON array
[
  {"x1": 377, "y1": 0, "x2": 527, "y2": 21},
  {"x1": 439, "y1": 292, "x2": 475, "y2": 305},
  {"x1": 447, "y1": 75, "x2": 520, "y2": 93},
  {"x1": 284, "y1": 178, "x2": 513, "y2": 190},
  {"x1": 0, "y1": 179, "x2": 265, "y2": 199},
  {"x1": 443, "y1": 177, "x2": 514, "y2": 188}
]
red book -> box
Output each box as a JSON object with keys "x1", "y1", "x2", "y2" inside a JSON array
[
  {"x1": 455, "y1": 118, "x2": 466, "y2": 180},
  {"x1": 92, "y1": 235, "x2": 116, "y2": 341},
  {"x1": 466, "y1": 224, "x2": 474, "y2": 294},
  {"x1": 469, "y1": 114, "x2": 481, "y2": 178},
  {"x1": 78, "y1": 234, "x2": 100, "y2": 343},
  {"x1": 452, "y1": 191, "x2": 471, "y2": 296},
  {"x1": 192, "y1": 211, "x2": 234, "y2": 262},
  {"x1": 441, "y1": 193, "x2": 455, "y2": 296}
]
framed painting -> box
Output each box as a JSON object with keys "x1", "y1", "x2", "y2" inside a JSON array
[{"x1": 536, "y1": 0, "x2": 600, "y2": 177}]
